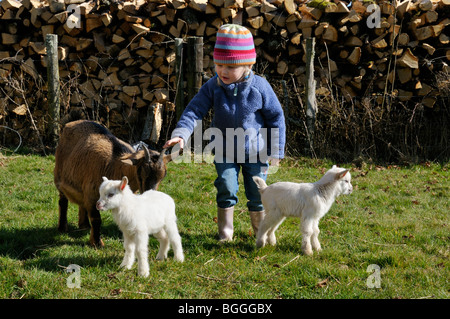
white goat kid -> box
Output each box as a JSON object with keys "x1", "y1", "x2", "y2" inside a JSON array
[
  {"x1": 97, "y1": 176, "x2": 184, "y2": 277},
  {"x1": 253, "y1": 165, "x2": 353, "y2": 256}
]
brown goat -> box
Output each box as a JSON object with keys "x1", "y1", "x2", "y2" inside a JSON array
[{"x1": 54, "y1": 120, "x2": 173, "y2": 247}]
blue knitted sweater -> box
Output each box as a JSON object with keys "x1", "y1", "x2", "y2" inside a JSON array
[{"x1": 171, "y1": 72, "x2": 286, "y2": 160}]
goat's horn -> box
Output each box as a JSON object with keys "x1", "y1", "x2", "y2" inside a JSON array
[
  {"x1": 158, "y1": 149, "x2": 166, "y2": 163},
  {"x1": 142, "y1": 144, "x2": 150, "y2": 162}
]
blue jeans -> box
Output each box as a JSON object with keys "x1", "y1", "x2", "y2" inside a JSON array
[{"x1": 214, "y1": 161, "x2": 269, "y2": 211}]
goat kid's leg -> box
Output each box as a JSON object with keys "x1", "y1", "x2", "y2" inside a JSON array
[
  {"x1": 135, "y1": 232, "x2": 150, "y2": 277},
  {"x1": 256, "y1": 211, "x2": 276, "y2": 248},
  {"x1": 267, "y1": 215, "x2": 286, "y2": 246},
  {"x1": 88, "y1": 207, "x2": 104, "y2": 248},
  {"x1": 256, "y1": 210, "x2": 283, "y2": 248},
  {"x1": 165, "y1": 222, "x2": 184, "y2": 262},
  {"x1": 311, "y1": 219, "x2": 322, "y2": 252},
  {"x1": 153, "y1": 229, "x2": 170, "y2": 261},
  {"x1": 301, "y1": 216, "x2": 314, "y2": 256},
  {"x1": 120, "y1": 233, "x2": 136, "y2": 269},
  {"x1": 58, "y1": 192, "x2": 69, "y2": 232},
  {"x1": 255, "y1": 220, "x2": 268, "y2": 248}
]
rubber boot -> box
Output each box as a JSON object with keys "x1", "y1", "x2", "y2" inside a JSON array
[
  {"x1": 249, "y1": 210, "x2": 265, "y2": 237},
  {"x1": 217, "y1": 207, "x2": 234, "y2": 242}
]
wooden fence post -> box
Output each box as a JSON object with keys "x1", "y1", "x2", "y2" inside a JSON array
[
  {"x1": 46, "y1": 34, "x2": 60, "y2": 149},
  {"x1": 305, "y1": 37, "x2": 317, "y2": 156},
  {"x1": 186, "y1": 37, "x2": 203, "y2": 102},
  {"x1": 175, "y1": 38, "x2": 184, "y2": 121}
]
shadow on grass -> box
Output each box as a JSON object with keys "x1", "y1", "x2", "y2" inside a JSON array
[
  {"x1": 1, "y1": 220, "x2": 306, "y2": 273},
  {"x1": 0, "y1": 222, "x2": 122, "y2": 262},
  {"x1": 179, "y1": 230, "x2": 260, "y2": 255}
]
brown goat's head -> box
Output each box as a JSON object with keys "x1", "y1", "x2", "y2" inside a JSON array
[{"x1": 120, "y1": 145, "x2": 173, "y2": 192}]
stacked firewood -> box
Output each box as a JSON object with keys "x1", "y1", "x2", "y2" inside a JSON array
[{"x1": 0, "y1": 0, "x2": 449, "y2": 148}]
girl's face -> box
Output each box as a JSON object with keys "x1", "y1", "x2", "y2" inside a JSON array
[{"x1": 215, "y1": 64, "x2": 248, "y2": 85}]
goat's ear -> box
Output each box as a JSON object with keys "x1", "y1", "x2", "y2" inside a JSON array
[
  {"x1": 120, "y1": 153, "x2": 142, "y2": 165},
  {"x1": 102, "y1": 176, "x2": 108, "y2": 182},
  {"x1": 121, "y1": 148, "x2": 160, "y2": 165},
  {"x1": 121, "y1": 158, "x2": 134, "y2": 165},
  {"x1": 119, "y1": 176, "x2": 128, "y2": 191},
  {"x1": 336, "y1": 170, "x2": 349, "y2": 180},
  {"x1": 332, "y1": 165, "x2": 337, "y2": 169}
]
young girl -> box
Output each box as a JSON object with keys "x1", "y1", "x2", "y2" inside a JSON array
[{"x1": 163, "y1": 24, "x2": 286, "y2": 242}]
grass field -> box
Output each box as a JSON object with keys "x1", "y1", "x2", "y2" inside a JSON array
[{"x1": 0, "y1": 154, "x2": 448, "y2": 299}]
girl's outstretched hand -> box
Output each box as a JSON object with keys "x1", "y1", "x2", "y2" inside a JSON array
[{"x1": 163, "y1": 137, "x2": 184, "y2": 149}]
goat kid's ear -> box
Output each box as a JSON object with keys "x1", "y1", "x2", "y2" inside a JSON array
[
  {"x1": 336, "y1": 170, "x2": 349, "y2": 180},
  {"x1": 119, "y1": 176, "x2": 128, "y2": 191},
  {"x1": 102, "y1": 176, "x2": 108, "y2": 182}
]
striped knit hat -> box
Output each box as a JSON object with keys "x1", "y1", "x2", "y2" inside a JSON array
[{"x1": 213, "y1": 24, "x2": 256, "y2": 66}]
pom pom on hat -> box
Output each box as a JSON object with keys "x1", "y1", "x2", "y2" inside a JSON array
[{"x1": 213, "y1": 24, "x2": 256, "y2": 66}]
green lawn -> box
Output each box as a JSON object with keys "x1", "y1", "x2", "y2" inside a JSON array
[{"x1": 0, "y1": 154, "x2": 448, "y2": 299}]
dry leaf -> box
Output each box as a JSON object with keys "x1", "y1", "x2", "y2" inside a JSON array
[
  {"x1": 110, "y1": 288, "x2": 122, "y2": 296},
  {"x1": 13, "y1": 105, "x2": 27, "y2": 116},
  {"x1": 316, "y1": 278, "x2": 329, "y2": 288},
  {"x1": 16, "y1": 279, "x2": 27, "y2": 288}
]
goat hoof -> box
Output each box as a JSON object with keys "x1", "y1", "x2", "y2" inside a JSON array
[
  {"x1": 302, "y1": 249, "x2": 313, "y2": 256},
  {"x1": 155, "y1": 254, "x2": 166, "y2": 261},
  {"x1": 138, "y1": 267, "x2": 150, "y2": 277},
  {"x1": 89, "y1": 238, "x2": 105, "y2": 248},
  {"x1": 174, "y1": 254, "x2": 185, "y2": 262},
  {"x1": 256, "y1": 240, "x2": 265, "y2": 248},
  {"x1": 119, "y1": 262, "x2": 133, "y2": 270}
]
